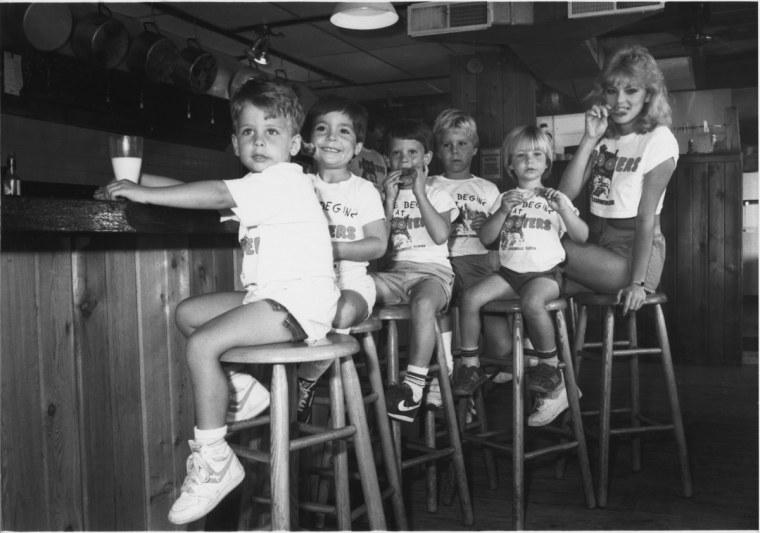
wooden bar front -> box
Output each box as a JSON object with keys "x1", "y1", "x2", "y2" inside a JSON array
[{"x1": 1, "y1": 196, "x2": 240, "y2": 530}]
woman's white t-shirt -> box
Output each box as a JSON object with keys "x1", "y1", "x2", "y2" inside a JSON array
[{"x1": 589, "y1": 125, "x2": 679, "y2": 218}]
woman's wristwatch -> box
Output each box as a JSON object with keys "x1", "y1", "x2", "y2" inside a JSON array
[{"x1": 632, "y1": 280, "x2": 646, "y2": 288}]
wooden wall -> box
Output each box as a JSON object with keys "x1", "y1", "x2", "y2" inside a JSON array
[
  {"x1": 450, "y1": 49, "x2": 536, "y2": 186},
  {"x1": 1, "y1": 233, "x2": 241, "y2": 530},
  {"x1": 660, "y1": 153, "x2": 743, "y2": 365}
]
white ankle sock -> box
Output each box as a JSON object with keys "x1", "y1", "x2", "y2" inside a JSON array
[{"x1": 194, "y1": 425, "x2": 227, "y2": 445}]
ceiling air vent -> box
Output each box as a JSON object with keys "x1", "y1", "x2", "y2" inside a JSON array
[
  {"x1": 568, "y1": 2, "x2": 664, "y2": 19},
  {"x1": 408, "y1": 2, "x2": 532, "y2": 37}
]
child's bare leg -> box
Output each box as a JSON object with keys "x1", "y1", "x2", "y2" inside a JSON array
[
  {"x1": 459, "y1": 274, "x2": 516, "y2": 350},
  {"x1": 520, "y1": 278, "x2": 560, "y2": 352},
  {"x1": 175, "y1": 291, "x2": 246, "y2": 338},
  {"x1": 481, "y1": 314, "x2": 512, "y2": 359},
  {"x1": 332, "y1": 290, "x2": 368, "y2": 330},
  {"x1": 521, "y1": 277, "x2": 562, "y2": 394},
  {"x1": 453, "y1": 275, "x2": 515, "y2": 394},
  {"x1": 184, "y1": 299, "x2": 294, "y2": 429},
  {"x1": 407, "y1": 279, "x2": 447, "y2": 369}
]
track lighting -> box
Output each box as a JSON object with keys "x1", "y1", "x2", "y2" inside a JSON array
[{"x1": 245, "y1": 26, "x2": 272, "y2": 67}]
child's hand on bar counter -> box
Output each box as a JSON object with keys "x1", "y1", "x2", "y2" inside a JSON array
[{"x1": 105, "y1": 179, "x2": 144, "y2": 202}]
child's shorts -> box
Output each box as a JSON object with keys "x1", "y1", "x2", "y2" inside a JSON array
[
  {"x1": 244, "y1": 277, "x2": 340, "y2": 343},
  {"x1": 450, "y1": 251, "x2": 500, "y2": 295},
  {"x1": 371, "y1": 260, "x2": 454, "y2": 312},
  {"x1": 598, "y1": 220, "x2": 666, "y2": 291},
  {"x1": 262, "y1": 298, "x2": 308, "y2": 341},
  {"x1": 337, "y1": 273, "x2": 377, "y2": 321},
  {"x1": 495, "y1": 265, "x2": 564, "y2": 295}
]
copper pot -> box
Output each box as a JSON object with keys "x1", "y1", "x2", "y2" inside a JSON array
[
  {"x1": 5, "y1": 3, "x2": 73, "y2": 52},
  {"x1": 126, "y1": 22, "x2": 178, "y2": 84},
  {"x1": 71, "y1": 4, "x2": 129, "y2": 69},
  {"x1": 228, "y1": 60, "x2": 266, "y2": 99},
  {"x1": 173, "y1": 38, "x2": 218, "y2": 95}
]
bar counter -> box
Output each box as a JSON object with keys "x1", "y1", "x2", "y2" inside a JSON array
[
  {"x1": 1, "y1": 184, "x2": 241, "y2": 530},
  {"x1": 2, "y1": 183, "x2": 237, "y2": 234}
]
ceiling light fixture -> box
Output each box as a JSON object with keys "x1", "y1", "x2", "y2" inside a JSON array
[
  {"x1": 330, "y1": 2, "x2": 399, "y2": 30},
  {"x1": 245, "y1": 26, "x2": 272, "y2": 67}
]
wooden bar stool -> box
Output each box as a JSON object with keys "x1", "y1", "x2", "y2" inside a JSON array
[
  {"x1": 458, "y1": 297, "x2": 596, "y2": 530},
  {"x1": 221, "y1": 333, "x2": 387, "y2": 531},
  {"x1": 375, "y1": 304, "x2": 474, "y2": 526},
  {"x1": 572, "y1": 291, "x2": 692, "y2": 508},
  {"x1": 310, "y1": 317, "x2": 408, "y2": 530}
]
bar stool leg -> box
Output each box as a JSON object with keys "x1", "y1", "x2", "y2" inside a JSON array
[
  {"x1": 555, "y1": 309, "x2": 596, "y2": 509},
  {"x1": 653, "y1": 304, "x2": 693, "y2": 498},
  {"x1": 627, "y1": 313, "x2": 642, "y2": 472},
  {"x1": 328, "y1": 358, "x2": 352, "y2": 530},
  {"x1": 512, "y1": 312, "x2": 525, "y2": 530},
  {"x1": 359, "y1": 331, "x2": 409, "y2": 529},
  {"x1": 573, "y1": 304, "x2": 589, "y2": 375},
  {"x1": 270, "y1": 363, "x2": 291, "y2": 530},
  {"x1": 340, "y1": 355, "x2": 388, "y2": 530},
  {"x1": 424, "y1": 409, "x2": 438, "y2": 513},
  {"x1": 385, "y1": 319, "x2": 403, "y2": 473},
  {"x1": 597, "y1": 304, "x2": 615, "y2": 508},
  {"x1": 434, "y1": 320, "x2": 474, "y2": 526},
  {"x1": 475, "y1": 389, "x2": 498, "y2": 489}
]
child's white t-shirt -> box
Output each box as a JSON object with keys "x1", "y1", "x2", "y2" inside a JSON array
[
  {"x1": 223, "y1": 162, "x2": 339, "y2": 341},
  {"x1": 348, "y1": 147, "x2": 388, "y2": 196},
  {"x1": 427, "y1": 174, "x2": 501, "y2": 257},
  {"x1": 389, "y1": 185, "x2": 457, "y2": 267},
  {"x1": 589, "y1": 125, "x2": 679, "y2": 218},
  {"x1": 311, "y1": 173, "x2": 385, "y2": 286},
  {"x1": 490, "y1": 188, "x2": 575, "y2": 273}
]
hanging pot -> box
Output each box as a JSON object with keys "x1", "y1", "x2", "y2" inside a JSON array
[
  {"x1": 173, "y1": 38, "x2": 218, "y2": 95},
  {"x1": 126, "y1": 22, "x2": 179, "y2": 84},
  {"x1": 228, "y1": 59, "x2": 267, "y2": 99},
  {"x1": 207, "y1": 62, "x2": 233, "y2": 99},
  {"x1": 71, "y1": 3, "x2": 129, "y2": 69},
  {"x1": 4, "y1": 3, "x2": 73, "y2": 52}
]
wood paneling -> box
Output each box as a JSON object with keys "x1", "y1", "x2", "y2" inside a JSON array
[
  {"x1": 660, "y1": 153, "x2": 743, "y2": 365},
  {"x1": 1, "y1": 233, "x2": 238, "y2": 530},
  {"x1": 450, "y1": 49, "x2": 536, "y2": 188}
]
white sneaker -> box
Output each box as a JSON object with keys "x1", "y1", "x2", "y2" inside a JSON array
[
  {"x1": 528, "y1": 385, "x2": 582, "y2": 427},
  {"x1": 226, "y1": 365, "x2": 270, "y2": 423},
  {"x1": 168, "y1": 439, "x2": 245, "y2": 524},
  {"x1": 425, "y1": 377, "x2": 442, "y2": 409}
]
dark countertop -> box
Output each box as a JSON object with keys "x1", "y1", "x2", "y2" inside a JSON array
[{"x1": 1, "y1": 182, "x2": 237, "y2": 234}]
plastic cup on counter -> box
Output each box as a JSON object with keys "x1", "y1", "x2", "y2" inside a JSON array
[{"x1": 108, "y1": 134, "x2": 143, "y2": 182}]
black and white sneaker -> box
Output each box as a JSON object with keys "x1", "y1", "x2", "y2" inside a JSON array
[
  {"x1": 296, "y1": 379, "x2": 317, "y2": 424},
  {"x1": 385, "y1": 382, "x2": 421, "y2": 423}
]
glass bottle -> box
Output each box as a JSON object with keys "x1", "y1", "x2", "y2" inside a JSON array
[{"x1": 3, "y1": 153, "x2": 20, "y2": 196}]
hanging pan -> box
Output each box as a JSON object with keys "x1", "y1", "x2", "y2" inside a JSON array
[
  {"x1": 71, "y1": 3, "x2": 129, "y2": 69},
  {"x1": 173, "y1": 38, "x2": 218, "y2": 95},
  {"x1": 126, "y1": 22, "x2": 179, "y2": 84}
]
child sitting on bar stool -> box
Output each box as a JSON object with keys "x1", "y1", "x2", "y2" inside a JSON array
[
  {"x1": 454, "y1": 125, "x2": 589, "y2": 426},
  {"x1": 103, "y1": 78, "x2": 339, "y2": 524},
  {"x1": 294, "y1": 96, "x2": 388, "y2": 423},
  {"x1": 372, "y1": 119, "x2": 459, "y2": 423}
]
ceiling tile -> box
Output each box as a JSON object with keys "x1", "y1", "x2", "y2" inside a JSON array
[
  {"x1": 372, "y1": 42, "x2": 453, "y2": 78},
  {"x1": 308, "y1": 52, "x2": 409, "y2": 84}
]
